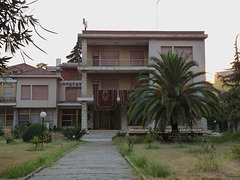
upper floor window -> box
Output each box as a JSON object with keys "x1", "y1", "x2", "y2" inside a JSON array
[
  {"x1": 69, "y1": 71, "x2": 82, "y2": 80},
  {"x1": 0, "y1": 83, "x2": 15, "y2": 102},
  {"x1": 130, "y1": 50, "x2": 145, "y2": 66},
  {"x1": 66, "y1": 87, "x2": 81, "y2": 101},
  {"x1": 21, "y1": 85, "x2": 31, "y2": 100},
  {"x1": 32, "y1": 85, "x2": 48, "y2": 100},
  {"x1": 101, "y1": 50, "x2": 119, "y2": 66}
]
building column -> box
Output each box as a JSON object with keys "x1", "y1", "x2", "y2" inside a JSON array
[
  {"x1": 82, "y1": 39, "x2": 87, "y2": 67},
  {"x1": 13, "y1": 108, "x2": 18, "y2": 127},
  {"x1": 81, "y1": 101, "x2": 88, "y2": 130},
  {"x1": 120, "y1": 105, "x2": 127, "y2": 130}
]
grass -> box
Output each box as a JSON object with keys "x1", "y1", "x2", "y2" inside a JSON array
[
  {"x1": 114, "y1": 135, "x2": 240, "y2": 179},
  {"x1": 0, "y1": 136, "x2": 84, "y2": 179}
]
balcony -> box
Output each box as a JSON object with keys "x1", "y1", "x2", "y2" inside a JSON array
[
  {"x1": 78, "y1": 59, "x2": 149, "y2": 73},
  {"x1": 0, "y1": 97, "x2": 16, "y2": 106}
]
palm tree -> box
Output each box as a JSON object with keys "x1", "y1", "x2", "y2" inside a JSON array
[{"x1": 128, "y1": 51, "x2": 221, "y2": 133}]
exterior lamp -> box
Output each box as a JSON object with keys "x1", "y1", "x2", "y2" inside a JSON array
[{"x1": 40, "y1": 111, "x2": 47, "y2": 146}]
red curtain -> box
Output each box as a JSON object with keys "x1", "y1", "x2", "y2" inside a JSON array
[
  {"x1": 119, "y1": 90, "x2": 133, "y2": 105},
  {"x1": 94, "y1": 90, "x2": 117, "y2": 110}
]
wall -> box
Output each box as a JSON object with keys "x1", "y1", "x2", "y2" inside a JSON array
[
  {"x1": 16, "y1": 77, "x2": 57, "y2": 108},
  {"x1": 149, "y1": 40, "x2": 206, "y2": 82}
]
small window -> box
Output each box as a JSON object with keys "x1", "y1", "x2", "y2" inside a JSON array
[
  {"x1": 32, "y1": 85, "x2": 48, "y2": 100},
  {"x1": 21, "y1": 85, "x2": 31, "y2": 100}
]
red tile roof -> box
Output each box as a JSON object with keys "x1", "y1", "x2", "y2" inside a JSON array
[
  {"x1": 3, "y1": 63, "x2": 36, "y2": 77},
  {"x1": 19, "y1": 68, "x2": 57, "y2": 75}
]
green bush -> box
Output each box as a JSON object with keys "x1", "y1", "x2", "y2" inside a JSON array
[
  {"x1": 116, "y1": 131, "x2": 127, "y2": 137},
  {"x1": 62, "y1": 126, "x2": 86, "y2": 140},
  {"x1": 0, "y1": 126, "x2": 4, "y2": 136},
  {"x1": 22, "y1": 123, "x2": 49, "y2": 142},
  {"x1": 144, "y1": 134, "x2": 155, "y2": 148},
  {"x1": 11, "y1": 125, "x2": 26, "y2": 139},
  {"x1": 231, "y1": 132, "x2": 240, "y2": 141}
]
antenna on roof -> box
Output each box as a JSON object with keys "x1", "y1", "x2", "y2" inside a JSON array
[
  {"x1": 156, "y1": 0, "x2": 160, "y2": 30},
  {"x1": 83, "y1": 18, "x2": 88, "y2": 30}
]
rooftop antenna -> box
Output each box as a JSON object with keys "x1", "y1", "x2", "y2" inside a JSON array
[
  {"x1": 83, "y1": 18, "x2": 88, "y2": 30},
  {"x1": 156, "y1": 0, "x2": 160, "y2": 30}
]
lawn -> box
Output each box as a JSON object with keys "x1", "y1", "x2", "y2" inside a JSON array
[
  {"x1": 0, "y1": 134, "x2": 84, "y2": 179},
  {"x1": 114, "y1": 135, "x2": 240, "y2": 180}
]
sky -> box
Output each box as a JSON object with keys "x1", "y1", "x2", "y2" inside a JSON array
[{"x1": 5, "y1": 0, "x2": 240, "y2": 82}]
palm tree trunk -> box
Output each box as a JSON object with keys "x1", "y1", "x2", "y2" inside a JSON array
[{"x1": 170, "y1": 119, "x2": 179, "y2": 133}]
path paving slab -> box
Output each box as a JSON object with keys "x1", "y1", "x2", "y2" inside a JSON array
[{"x1": 30, "y1": 130, "x2": 136, "y2": 180}]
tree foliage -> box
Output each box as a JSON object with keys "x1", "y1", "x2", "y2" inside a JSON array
[
  {"x1": 127, "y1": 51, "x2": 221, "y2": 133},
  {"x1": 0, "y1": 0, "x2": 55, "y2": 77},
  {"x1": 219, "y1": 34, "x2": 240, "y2": 132},
  {"x1": 66, "y1": 42, "x2": 82, "y2": 63},
  {"x1": 36, "y1": 62, "x2": 47, "y2": 69},
  {"x1": 220, "y1": 34, "x2": 240, "y2": 87}
]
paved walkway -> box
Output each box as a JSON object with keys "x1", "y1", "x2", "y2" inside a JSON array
[{"x1": 30, "y1": 130, "x2": 135, "y2": 180}]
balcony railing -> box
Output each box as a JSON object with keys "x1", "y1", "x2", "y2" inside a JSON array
[
  {"x1": 0, "y1": 97, "x2": 16, "y2": 103},
  {"x1": 86, "y1": 59, "x2": 148, "y2": 67}
]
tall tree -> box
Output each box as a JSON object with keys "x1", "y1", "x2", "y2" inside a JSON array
[
  {"x1": 220, "y1": 34, "x2": 240, "y2": 87},
  {"x1": 220, "y1": 34, "x2": 240, "y2": 131},
  {"x1": 66, "y1": 42, "x2": 82, "y2": 63},
  {"x1": 128, "y1": 51, "x2": 221, "y2": 133},
  {"x1": 0, "y1": 0, "x2": 55, "y2": 77}
]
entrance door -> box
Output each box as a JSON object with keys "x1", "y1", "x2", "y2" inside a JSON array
[{"x1": 96, "y1": 111, "x2": 111, "y2": 130}]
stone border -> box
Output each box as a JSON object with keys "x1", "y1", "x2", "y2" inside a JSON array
[
  {"x1": 125, "y1": 155, "x2": 148, "y2": 180},
  {"x1": 23, "y1": 142, "x2": 82, "y2": 180}
]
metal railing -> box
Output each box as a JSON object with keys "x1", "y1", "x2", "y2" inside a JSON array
[
  {"x1": 0, "y1": 97, "x2": 16, "y2": 103},
  {"x1": 85, "y1": 59, "x2": 148, "y2": 67}
]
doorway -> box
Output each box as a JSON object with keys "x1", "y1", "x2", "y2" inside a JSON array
[{"x1": 95, "y1": 111, "x2": 111, "y2": 130}]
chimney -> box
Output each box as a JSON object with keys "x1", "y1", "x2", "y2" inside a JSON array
[{"x1": 56, "y1": 58, "x2": 61, "y2": 66}]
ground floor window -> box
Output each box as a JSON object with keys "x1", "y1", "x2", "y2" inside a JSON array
[
  {"x1": 18, "y1": 108, "x2": 54, "y2": 127},
  {"x1": 61, "y1": 109, "x2": 81, "y2": 127},
  {"x1": 0, "y1": 108, "x2": 13, "y2": 127}
]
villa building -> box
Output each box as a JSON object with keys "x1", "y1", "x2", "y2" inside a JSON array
[
  {"x1": 0, "y1": 30, "x2": 208, "y2": 130},
  {"x1": 77, "y1": 30, "x2": 208, "y2": 130}
]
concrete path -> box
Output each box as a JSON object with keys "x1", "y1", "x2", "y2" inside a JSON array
[{"x1": 30, "y1": 130, "x2": 136, "y2": 180}]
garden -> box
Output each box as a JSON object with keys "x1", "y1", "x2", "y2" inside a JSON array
[
  {"x1": 114, "y1": 131, "x2": 240, "y2": 179},
  {"x1": 0, "y1": 124, "x2": 86, "y2": 179}
]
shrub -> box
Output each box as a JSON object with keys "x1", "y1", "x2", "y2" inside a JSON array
[
  {"x1": 0, "y1": 126, "x2": 4, "y2": 136},
  {"x1": 22, "y1": 123, "x2": 49, "y2": 142},
  {"x1": 231, "y1": 143, "x2": 240, "y2": 160},
  {"x1": 116, "y1": 131, "x2": 127, "y2": 137},
  {"x1": 30, "y1": 136, "x2": 41, "y2": 150},
  {"x1": 231, "y1": 132, "x2": 240, "y2": 141},
  {"x1": 144, "y1": 134, "x2": 155, "y2": 148},
  {"x1": 11, "y1": 125, "x2": 26, "y2": 139},
  {"x1": 62, "y1": 126, "x2": 86, "y2": 140}
]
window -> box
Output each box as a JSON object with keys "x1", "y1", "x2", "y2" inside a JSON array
[
  {"x1": 130, "y1": 50, "x2": 145, "y2": 66},
  {"x1": 92, "y1": 50, "x2": 100, "y2": 66},
  {"x1": 18, "y1": 108, "x2": 54, "y2": 127},
  {"x1": 61, "y1": 109, "x2": 81, "y2": 126},
  {"x1": 21, "y1": 85, "x2": 31, "y2": 100},
  {"x1": 69, "y1": 71, "x2": 82, "y2": 80},
  {"x1": 0, "y1": 83, "x2": 15, "y2": 102},
  {"x1": 101, "y1": 79, "x2": 119, "y2": 90},
  {"x1": 161, "y1": 46, "x2": 172, "y2": 55},
  {"x1": 0, "y1": 108, "x2": 14, "y2": 127},
  {"x1": 32, "y1": 85, "x2": 48, "y2": 100},
  {"x1": 101, "y1": 50, "x2": 119, "y2": 66},
  {"x1": 174, "y1": 46, "x2": 193, "y2": 62},
  {"x1": 66, "y1": 87, "x2": 81, "y2": 101}
]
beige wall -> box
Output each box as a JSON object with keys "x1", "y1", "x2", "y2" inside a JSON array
[
  {"x1": 149, "y1": 40, "x2": 206, "y2": 82},
  {"x1": 16, "y1": 77, "x2": 57, "y2": 108}
]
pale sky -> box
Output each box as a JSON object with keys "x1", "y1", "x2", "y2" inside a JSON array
[{"x1": 5, "y1": 0, "x2": 240, "y2": 82}]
